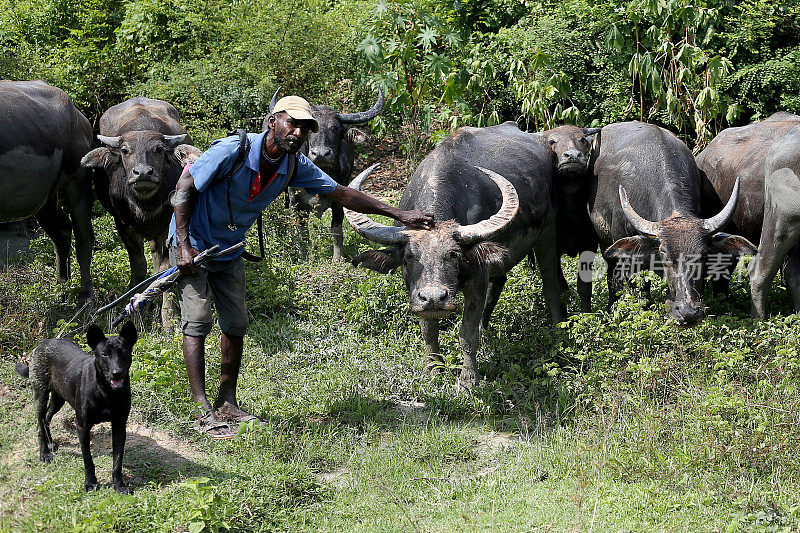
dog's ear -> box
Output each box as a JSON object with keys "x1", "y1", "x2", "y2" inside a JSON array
[
  {"x1": 87, "y1": 324, "x2": 106, "y2": 350},
  {"x1": 119, "y1": 321, "x2": 138, "y2": 346}
]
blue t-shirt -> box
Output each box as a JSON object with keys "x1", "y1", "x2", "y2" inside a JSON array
[{"x1": 168, "y1": 131, "x2": 338, "y2": 259}]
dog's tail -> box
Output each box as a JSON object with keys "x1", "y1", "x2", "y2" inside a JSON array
[{"x1": 14, "y1": 360, "x2": 29, "y2": 379}]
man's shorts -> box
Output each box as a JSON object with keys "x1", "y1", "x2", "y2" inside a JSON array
[{"x1": 169, "y1": 248, "x2": 248, "y2": 337}]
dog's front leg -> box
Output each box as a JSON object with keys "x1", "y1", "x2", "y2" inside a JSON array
[
  {"x1": 111, "y1": 418, "x2": 132, "y2": 494},
  {"x1": 76, "y1": 422, "x2": 98, "y2": 491}
]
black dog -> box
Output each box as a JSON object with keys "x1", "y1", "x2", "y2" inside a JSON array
[{"x1": 15, "y1": 322, "x2": 138, "y2": 494}]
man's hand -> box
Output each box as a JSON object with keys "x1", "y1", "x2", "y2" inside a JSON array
[
  {"x1": 397, "y1": 209, "x2": 434, "y2": 230},
  {"x1": 176, "y1": 243, "x2": 201, "y2": 276}
]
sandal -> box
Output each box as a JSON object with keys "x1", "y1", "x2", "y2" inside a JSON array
[
  {"x1": 195, "y1": 412, "x2": 237, "y2": 439},
  {"x1": 214, "y1": 404, "x2": 262, "y2": 424}
]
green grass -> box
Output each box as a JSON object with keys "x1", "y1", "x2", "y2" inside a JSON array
[{"x1": 0, "y1": 205, "x2": 799, "y2": 532}]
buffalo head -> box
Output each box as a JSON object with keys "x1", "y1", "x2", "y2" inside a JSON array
[
  {"x1": 540, "y1": 125, "x2": 600, "y2": 177},
  {"x1": 606, "y1": 177, "x2": 756, "y2": 325},
  {"x1": 81, "y1": 131, "x2": 196, "y2": 200},
  {"x1": 347, "y1": 164, "x2": 517, "y2": 319},
  {"x1": 268, "y1": 86, "x2": 383, "y2": 179}
]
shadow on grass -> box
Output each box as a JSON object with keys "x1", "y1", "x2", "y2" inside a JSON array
[{"x1": 48, "y1": 422, "x2": 242, "y2": 491}]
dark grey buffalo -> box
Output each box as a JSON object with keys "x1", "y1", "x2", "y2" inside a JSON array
[
  {"x1": 0, "y1": 80, "x2": 94, "y2": 300},
  {"x1": 697, "y1": 112, "x2": 800, "y2": 293},
  {"x1": 539, "y1": 125, "x2": 600, "y2": 311},
  {"x1": 345, "y1": 122, "x2": 563, "y2": 387},
  {"x1": 589, "y1": 121, "x2": 756, "y2": 325},
  {"x1": 748, "y1": 123, "x2": 800, "y2": 317},
  {"x1": 264, "y1": 87, "x2": 384, "y2": 260},
  {"x1": 81, "y1": 97, "x2": 199, "y2": 326}
]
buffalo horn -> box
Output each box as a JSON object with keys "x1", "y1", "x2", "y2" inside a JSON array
[
  {"x1": 584, "y1": 127, "x2": 601, "y2": 136},
  {"x1": 269, "y1": 86, "x2": 281, "y2": 113},
  {"x1": 343, "y1": 163, "x2": 409, "y2": 245},
  {"x1": 97, "y1": 135, "x2": 121, "y2": 148},
  {"x1": 163, "y1": 134, "x2": 189, "y2": 148},
  {"x1": 455, "y1": 167, "x2": 519, "y2": 244},
  {"x1": 702, "y1": 176, "x2": 741, "y2": 234},
  {"x1": 338, "y1": 85, "x2": 384, "y2": 124},
  {"x1": 619, "y1": 185, "x2": 660, "y2": 237}
]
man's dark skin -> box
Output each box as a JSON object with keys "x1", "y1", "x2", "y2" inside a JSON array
[{"x1": 174, "y1": 111, "x2": 434, "y2": 423}]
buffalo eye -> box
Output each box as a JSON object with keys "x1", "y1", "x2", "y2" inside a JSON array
[
  {"x1": 120, "y1": 147, "x2": 130, "y2": 155},
  {"x1": 549, "y1": 139, "x2": 556, "y2": 145},
  {"x1": 154, "y1": 145, "x2": 164, "y2": 154},
  {"x1": 448, "y1": 249, "x2": 463, "y2": 260}
]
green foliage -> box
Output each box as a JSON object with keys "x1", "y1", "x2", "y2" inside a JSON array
[
  {"x1": 178, "y1": 478, "x2": 231, "y2": 533},
  {"x1": 607, "y1": 0, "x2": 734, "y2": 145}
]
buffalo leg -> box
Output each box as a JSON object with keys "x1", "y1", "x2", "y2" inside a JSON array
[
  {"x1": 111, "y1": 417, "x2": 131, "y2": 494},
  {"x1": 420, "y1": 318, "x2": 443, "y2": 373},
  {"x1": 783, "y1": 244, "x2": 800, "y2": 313},
  {"x1": 557, "y1": 264, "x2": 569, "y2": 293},
  {"x1": 61, "y1": 170, "x2": 94, "y2": 301},
  {"x1": 150, "y1": 237, "x2": 176, "y2": 332},
  {"x1": 330, "y1": 202, "x2": 345, "y2": 261},
  {"x1": 35, "y1": 196, "x2": 72, "y2": 283},
  {"x1": 458, "y1": 276, "x2": 488, "y2": 388},
  {"x1": 605, "y1": 256, "x2": 626, "y2": 310},
  {"x1": 577, "y1": 276, "x2": 592, "y2": 313},
  {"x1": 750, "y1": 218, "x2": 797, "y2": 318},
  {"x1": 115, "y1": 217, "x2": 147, "y2": 287},
  {"x1": 533, "y1": 235, "x2": 565, "y2": 323},
  {"x1": 292, "y1": 206, "x2": 310, "y2": 259},
  {"x1": 482, "y1": 274, "x2": 507, "y2": 329}
]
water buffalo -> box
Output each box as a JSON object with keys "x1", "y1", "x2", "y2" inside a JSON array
[
  {"x1": 0, "y1": 80, "x2": 94, "y2": 300},
  {"x1": 539, "y1": 125, "x2": 601, "y2": 311},
  {"x1": 589, "y1": 121, "x2": 756, "y2": 325},
  {"x1": 749, "y1": 123, "x2": 800, "y2": 317},
  {"x1": 81, "y1": 97, "x2": 199, "y2": 327},
  {"x1": 345, "y1": 122, "x2": 563, "y2": 387},
  {"x1": 697, "y1": 112, "x2": 800, "y2": 293},
  {"x1": 264, "y1": 86, "x2": 384, "y2": 260}
]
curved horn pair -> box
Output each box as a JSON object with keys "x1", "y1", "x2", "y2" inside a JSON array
[
  {"x1": 619, "y1": 176, "x2": 741, "y2": 236},
  {"x1": 344, "y1": 165, "x2": 519, "y2": 246}
]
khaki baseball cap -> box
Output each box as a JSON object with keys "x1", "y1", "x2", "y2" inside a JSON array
[{"x1": 272, "y1": 96, "x2": 319, "y2": 132}]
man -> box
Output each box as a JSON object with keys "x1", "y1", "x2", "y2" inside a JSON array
[{"x1": 169, "y1": 95, "x2": 433, "y2": 437}]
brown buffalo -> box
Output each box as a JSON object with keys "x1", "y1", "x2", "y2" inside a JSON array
[
  {"x1": 81, "y1": 97, "x2": 199, "y2": 327},
  {"x1": 539, "y1": 125, "x2": 600, "y2": 311}
]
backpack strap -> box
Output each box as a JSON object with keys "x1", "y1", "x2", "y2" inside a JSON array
[
  {"x1": 224, "y1": 129, "x2": 250, "y2": 232},
  {"x1": 241, "y1": 147, "x2": 299, "y2": 262}
]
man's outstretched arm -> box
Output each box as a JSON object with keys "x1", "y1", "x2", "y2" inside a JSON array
[{"x1": 326, "y1": 185, "x2": 434, "y2": 229}]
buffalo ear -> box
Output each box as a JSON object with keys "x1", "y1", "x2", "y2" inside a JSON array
[
  {"x1": 81, "y1": 147, "x2": 119, "y2": 170},
  {"x1": 605, "y1": 235, "x2": 659, "y2": 260},
  {"x1": 86, "y1": 324, "x2": 106, "y2": 351},
  {"x1": 465, "y1": 241, "x2": 508, "y2": 272},
  {"x1": 710, "y1": 232, "x2": 758, "y2": 256},
  {"x1": 352, "y1": 248, "x2": 403, "y2": 274},
  {"x1": 346, "y1": 127, "x2": 369, "y2": 145},
  {"x1": 119, "y1": 321, "x2": 138, "y2": 346},
  {"x1": 171, "y1": 144, "x2": 202, "y2": 166}
]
